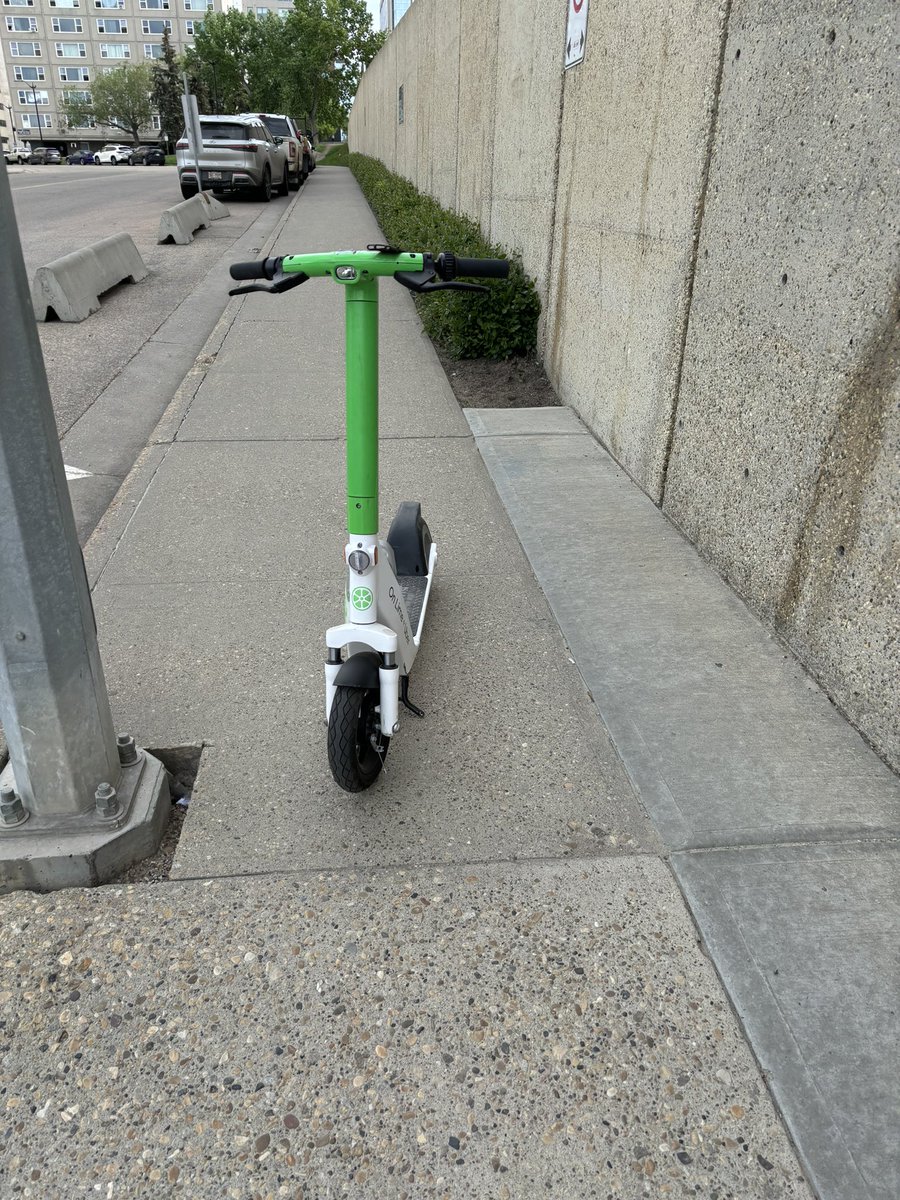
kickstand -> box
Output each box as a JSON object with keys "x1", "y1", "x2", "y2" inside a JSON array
[{"x1": 400, "y1": 675, "x2": 425, "y2": 718}]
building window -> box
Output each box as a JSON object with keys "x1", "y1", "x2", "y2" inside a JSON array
[
  {"x1": 58, "y1": 64, "x2": 89, "y2": 80},
  {"x1": 96, "y1": 17, "x2": 125, "y2": 31},
  {"x1": 99, "y1": 40, "x2": 129, "y2": 56},
  {"x1": 184, "y1": 18, "x2": 200, "y2": 33},
  {"x1": 141, "y1": 17, "x2": 170, "y2": 31},
  {"x1": 17, "y1": 88, "x2": 49, "y2": 104},
  {"x1": 140, "y1": 0, "x2": 170, "y2": 6},
  {"x1": 14, "y1": 64, "x2": 45, "y2": 79},
  {"x1": 2, "y1": 0, "x2": 35, "y2": 7},
  {"x1": 62, "y1": 87, "x2": 90, "y2": 102},
  {"x1": 143, "y1": 42, "x2": 162, "y2": 57},
  {"x1": 52, "y1": 16, "x2": 82, "y2": 30},
  {"x1": 10, "y1": 40, "x2": 41, "y2": 54},
  {"x1": 6, "y1": 14, "x2": 36, "y2": 28},
  {"x1": 398, "y1": 84, "x2": 404, "y2": 124},
  {"x1": 94, "y1": 0, "x2": 124, "y2": 7},
  {"x1": 50, "y1": 0, "x2": 81, "y2": 6},
  {"x1": 21, "y1": 112, "x2": 52, "y2": 128},
  {"x1": 152, "y1": 114, "x2": 161, "y2": 129},
  {"x1": 55, "y1": 41, "x2": 86, "y2": 55},
  {"x1": 183, "y1": 0, "x2": 212, "y2": 10}
]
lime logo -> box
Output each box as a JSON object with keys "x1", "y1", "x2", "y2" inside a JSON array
[{"x1": 351, "y1": 586, "x2": 373, "y2": 612}]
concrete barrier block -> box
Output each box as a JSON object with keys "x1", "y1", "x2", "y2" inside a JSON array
[
  {"x1": 158, "y1": 191, "x2": 229, "y2": 245},
  {"x1": 30, "y1": 233, "x2": 148, "y2": 323}
]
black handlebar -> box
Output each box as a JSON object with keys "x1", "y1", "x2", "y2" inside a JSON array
[
  {"x1": 444, "y1": 256, "x2": 509, "y2": 280},
  {"x1": 230, "y1": 257, "x2": 280, "y2": 281}
]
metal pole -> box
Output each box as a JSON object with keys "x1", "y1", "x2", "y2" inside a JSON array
[
  {"x1": 0, "y1": 159, "x2": 169, "y2": 890},
  {"x1": 0, "y1": 161, "x2": 118, "y2": 814},
  {"x1": 29, "y1": 86, "x2": 43, "y2": 144}
]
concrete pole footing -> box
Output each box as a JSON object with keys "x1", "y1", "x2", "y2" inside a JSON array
[{"x1": 0, "y1": 749, "x2": 171, "y2": 893}]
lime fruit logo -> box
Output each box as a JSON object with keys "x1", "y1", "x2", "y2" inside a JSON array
[{"x1": 351, "y1": 586, "x2": 374, "y2": 612}]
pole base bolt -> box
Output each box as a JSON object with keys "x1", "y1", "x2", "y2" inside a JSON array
[
  {"x1": 116, "y1": 734, "x2": 139, "y2": 766},
  {"x1": 0, "y1": 785, "x2": 27, "y2": 827},
  {"x1": 95, "y1": 782, "x2": 120, "y2": 818}
]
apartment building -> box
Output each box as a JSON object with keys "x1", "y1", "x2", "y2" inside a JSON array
[
  {"x1": 0, "y1": 0, "x2": 292, "y2": 151},
  {"x1": 0, "y1": 0, "x2": 219, "y2": 149}
]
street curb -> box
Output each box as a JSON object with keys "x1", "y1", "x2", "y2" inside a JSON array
[{"x1": 82, "y1": 188, "x2": 302, "y2": 591}]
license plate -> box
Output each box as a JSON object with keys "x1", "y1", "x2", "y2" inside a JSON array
[{"x1": 207, "y1": 171, "x2": 223, "y2": 180}]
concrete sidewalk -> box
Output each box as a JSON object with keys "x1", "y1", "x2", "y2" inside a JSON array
[{"x1": 0, "y1": 166, "x2": 891, "y2": 1197}]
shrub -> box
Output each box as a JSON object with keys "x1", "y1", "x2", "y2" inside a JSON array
[{"x1": 349, "y1": 153, "x2": 539, "y2": 359}]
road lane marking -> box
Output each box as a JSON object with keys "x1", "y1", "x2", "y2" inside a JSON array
[{"x1": 64, "y1": 465, "x2": 92, "y2": 480}]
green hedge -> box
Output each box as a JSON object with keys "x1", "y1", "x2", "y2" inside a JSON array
[{"x1": 349, "y1": 153, "x2": 539, "y2": 359}]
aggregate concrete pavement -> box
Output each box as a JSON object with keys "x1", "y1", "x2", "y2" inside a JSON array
[
  {"x1": 0, "y1": 166, "x2": 829, "y2": 1197},
  {"x1": 467, "y1": 407, "x2": 900, "y2": 1200}
]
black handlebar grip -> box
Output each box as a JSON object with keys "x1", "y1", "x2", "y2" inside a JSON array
[
  {"x1": 453, "y1": 257, "x2": 509, "y2": 279},
  {"x1": 229, "y1": 257, "x2": 280, "y2": 281}
]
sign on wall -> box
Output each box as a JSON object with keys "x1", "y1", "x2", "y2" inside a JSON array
[{"x1": 564, "y1": 0, "x2": 589, "y2": 69}]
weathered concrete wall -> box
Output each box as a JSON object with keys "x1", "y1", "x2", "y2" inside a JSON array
[
  {"x1": 544, "y1": 0, "x2": 727, "y2": 496},
  {"x1": 663, "y1": 0, "x2": 900, "y2": 766},
  {"x1": 349, "y1": 0, "x2": 899, "y2": 768}
]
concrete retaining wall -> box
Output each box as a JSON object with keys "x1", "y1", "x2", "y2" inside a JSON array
[{"x1": 350, "y1": 0, "x2": 899, "y2": 768}]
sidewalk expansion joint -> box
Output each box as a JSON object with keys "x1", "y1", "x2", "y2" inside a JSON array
[{"x1": 162, "y1": 847, "x2": 665, "y2": 888}]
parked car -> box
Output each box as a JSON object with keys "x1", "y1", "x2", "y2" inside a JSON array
[
  {"x1": 243, "y1": 113, "x2": 308, "y2": 189},
  {"x1": 130, "y1": 145, "x2": 166, "y2": 166},
  {"x1": 4, "y1": 142, "x2": 30, "y2": 165},
  {"x1": 94, "y1": 143, "x2": 133, "y2": 165},
  {"x1": 298, "y1": 127, "x2": 316, "y2": 172},
  {"x1": 28, "y1": 146, "x2": 61, "y2": 165},
  {"x1": 67, "y1": 149, "x2": 96, "y2": 165},
  {"x1": 176, "y1": 115, "x2": 288, "y2": 201}
]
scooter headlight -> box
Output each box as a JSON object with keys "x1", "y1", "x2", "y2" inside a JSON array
[{"x1": 348, "y1": 550, "x2": 371, "y2": 573}]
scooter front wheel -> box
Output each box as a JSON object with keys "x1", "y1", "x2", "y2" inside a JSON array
[{"x1": 328, "y1": 685, "x2": 389, "y2": 792}]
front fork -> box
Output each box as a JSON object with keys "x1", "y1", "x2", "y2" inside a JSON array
[{"x1": 325, "y1": 533, "x2": 405, "y2": 738}]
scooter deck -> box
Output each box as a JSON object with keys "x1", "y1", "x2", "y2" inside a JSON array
[{"x1": 398, "y1": 574, "x2": 428, "y2": 639}]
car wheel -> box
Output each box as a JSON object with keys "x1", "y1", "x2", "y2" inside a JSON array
[
  {"x1": 257, "y1": 166, "x2": 272, "y2": 203},
  {"x1": 180, "y1": 182, "x2": 198, "y2": 200},
  {"x1": 288, "y1": 170, "x2": 300, "y2": 192},
  {"x1": 278, "y1": 166, "x2": 289, "y2": 196}
]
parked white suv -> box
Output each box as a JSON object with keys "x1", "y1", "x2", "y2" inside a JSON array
[
  {"x1": 94, "y1": 143, "x2": 134, "y2": 165},
  {"x1": 176, "y1": 115, "x2": 289, "y2": 202},
  {"x1": 243, "y1": 113, "x2": 308, "y2": 189}
]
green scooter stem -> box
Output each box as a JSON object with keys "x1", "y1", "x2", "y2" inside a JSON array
[{"x1": 345, "y1": 278, "x2": 379, "y2": 536}]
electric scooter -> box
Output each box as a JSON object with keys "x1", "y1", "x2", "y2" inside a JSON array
[{"x1": 229, "y1": 246, "x2": 509, "y2": 791}]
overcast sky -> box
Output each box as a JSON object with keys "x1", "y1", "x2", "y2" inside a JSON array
[{"x1": 364, "y1": 0, "x2": 380, "y2": 31}]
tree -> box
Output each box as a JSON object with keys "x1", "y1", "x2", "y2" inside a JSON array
[
  {"x1": 61, "y1": 62, "x2": 154, "y2": 145},
  {"x1": 183, "y1": 10, "x2": 256, "y2": 114},
  {"x1": 183, "y1": 1, "x2": 384, "y2": 141},
  {"x1": 150, "y1": 29, "x2": 183, "y2": 151},
  {"x1": 283, "y1": 0, "x2": 384, "y2": 140}
]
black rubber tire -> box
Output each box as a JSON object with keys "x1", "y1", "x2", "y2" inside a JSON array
[
  {"x1": 327, "y1": 685, "x2": 389, "y2": 792},
  {"x1": 278, "y1": 166, "x2": 289, "y2": 196},
  {"x1": 257, "y1": 166, "x2": 272, "y2": 202},
  {"x1": 180, "y1": 183, "x2": 198, "y2": 200},
  {"x1": 288, "y1": 170, "x2": 300, "y2": 192}
]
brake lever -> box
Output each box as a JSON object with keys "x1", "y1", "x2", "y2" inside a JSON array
[
  {"x1": 394, "y1": 271, "x2": 488, "y2": 295},
  {"x1": 229, "y1": 272, "x2": 309, "y2": 297}
]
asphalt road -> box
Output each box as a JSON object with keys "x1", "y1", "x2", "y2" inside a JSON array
[{"x1": 6, "y1": 163, "x2": 296, "y2": 541}]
